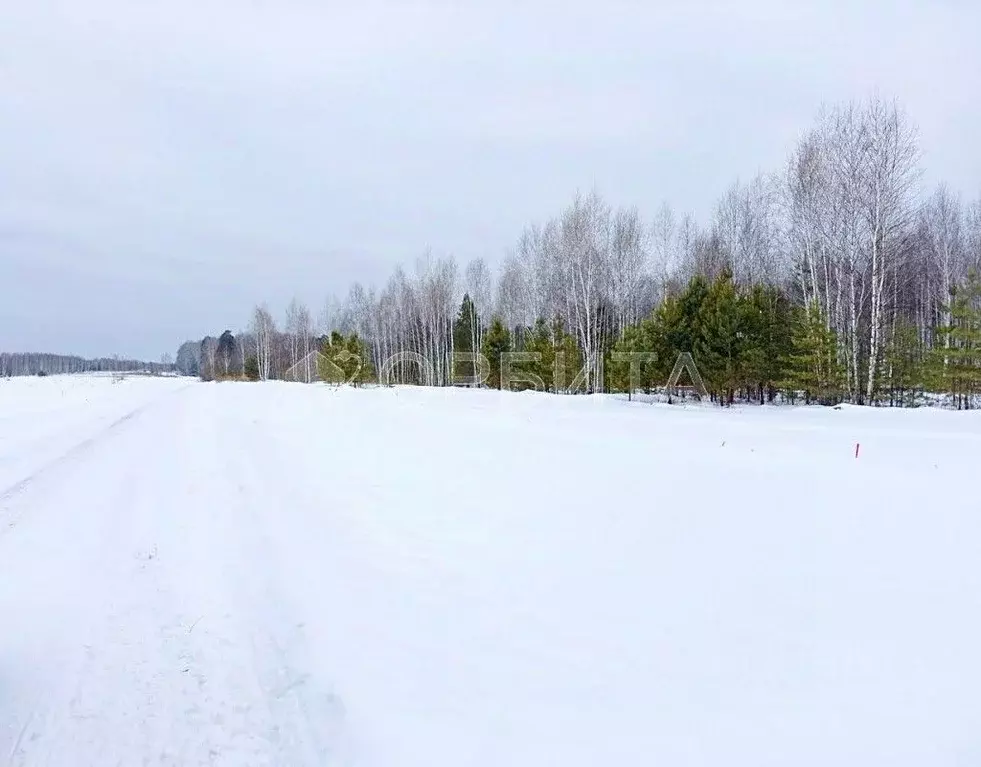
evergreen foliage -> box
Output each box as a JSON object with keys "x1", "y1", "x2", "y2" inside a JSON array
[
  {"x1": 481, "y1": 317, "x2": 512, "y2": 390},
  {"x1": 883, "y1": 320, "x2": 926, "y2": 407},
  {"x1": 608, "y1": 273, "x2": 795, "y2": 405},
  {"x1": 244, "y1": 355, "x2": 260, "y2": 381},
  {"x1": 318, "y1": 331, "x2": 374, "y2": 386},
  {"x1": 928, "y1": 270, "x2": 981, "y2": 409},
  {"x1": 452, "y1": 294, "x2": 480, "y2": 383},
  {"x1": 782, "y1": 301, "x2": 844, "y2": 405}
]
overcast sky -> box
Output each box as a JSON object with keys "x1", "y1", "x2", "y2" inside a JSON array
[{"x1": 2, "y1": 0, "x2": 979, "y2": 360}]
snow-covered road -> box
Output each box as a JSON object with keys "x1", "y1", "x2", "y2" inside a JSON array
[
  {"x1": 2, "y1": 378, "x2": 351, "y2": 765},
  {"x1": 2, "y1": 377, "x2": 981, "y2": 766}
]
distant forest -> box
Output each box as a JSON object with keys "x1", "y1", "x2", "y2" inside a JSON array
[{"x1": 0, "y1": 352, "x2": 173, "y2": 378}]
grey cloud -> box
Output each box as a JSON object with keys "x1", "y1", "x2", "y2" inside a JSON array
[{"x1": 2, "y1": 0, "x2": 979, "y2": 357}]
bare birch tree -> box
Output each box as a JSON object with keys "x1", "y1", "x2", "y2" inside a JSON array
[
  {"x1": 858, "y1": 97, "x2": 920, "y2": 401},
  {"x1": 558, "y1": 191, "x2": 610, "y2": 392},
  {"x1": 285, "y1": 298, "x2": 303, "y2": 375},
  {"x1": 967, "y1": 196, "x2": 981, "y2": 275},
  {"x1": 250, "y1": 304, "x2": 275, "y2": 381},
  {"x1": 608, "y1": 205, "x2": 650, "y2": 336},
  {"x1": 465, "y1": 257, "x2": 492, "y2": 363},
  {"x1": 922, "y1": 185, "x2": 967, "y2": 347}
]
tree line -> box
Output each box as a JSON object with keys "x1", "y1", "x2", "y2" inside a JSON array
[
  {"x1": 0, "y1": 352, "x2": 174, "y2": 378},
  {"x1": 180, "y1": 95, "x2": 981, "y2": 408}
]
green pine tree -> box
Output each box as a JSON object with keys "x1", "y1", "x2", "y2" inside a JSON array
[
  {"x1": 319, "y1": 332, "x2": 367, "y2": 385},
  {"x1": 739, "y1": 283, "x2": 793, "y2": 404},
  {"x1": 345, "y1": 333, "x2": 374, "y2": 386},
  {"x1": 609, "y1": 277, "x2": 710, "y2": 402},
  {"x1": 553, "y1": 321, "x2": 584, "y2": 393},
  {"x1": 524, "y1": 318, "x2": 556, "y2": 391},
  {"x1": 481, "y1": 317, "x2": 512, "y2": 390},
  {"x1": 884, "y1": 320, "x2": 926, "y2": 407},
  {"x1": 607, "y1": 323, "x2": 655, "y2": 395},
  {"x1": 928, "y1": 270, "x2": 981, "y2": 409},
  {"x1": 452, "y1": 294, "x2": 480, "y2": 383},
  {"x1": 668, "y1": 275, "x2": 710, "y2": 356},
  {"x1": 696, "y1": 270, "x2": 743, "y2": 405},
  {"x1": 244, "y1": 354, "x2": 260, "y2": 381},
  {"x1": 782, "y1": 301, "x2": 844, "y2": 405}
]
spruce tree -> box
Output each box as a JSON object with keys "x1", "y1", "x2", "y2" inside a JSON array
[
  {"x1": 740, "y1": 284, "x2": 792, "y2": 404},
  {"x1": 481, "y1": 317, "x2": 512, "y2": 390},
  {"x1": 668, "y1": 275, "x2": 710, "y2": 355},
  {"x1": 244, "y1": 355, "x2": 260, "y2": 381},
  {"x1": 345, "y1": 333, "x2": 374, "y2": 386},
  {"x1": 929, "y1": 270, "x2": 981, "y2": 409},
  {"x1": 317, "y1": 335, "x2": 345, "y2": 384},
  {"x1": 696, "y1": 270, "x2": 743, "y2": 405},
  {"x1": 608, "y1": 324, "x2": 651, "y2": 395},
  {"x1": 319, "y1": 331, "x2": 361, "y2": 384},
  {"x1": 553, "y1": 320, "x2": 584, "y2": 392},
  {"x1": 453, "y1": 294, "x2": 479, "y2": 383},
  {"x1": 884, "y1": 320, "x2": 925, "y2": 407},
  {"x1": 524, "y1": 318, "x2": 556, "y2": 391},
  {"x1": 783, "y1": 301, "x2": 843, "y2": 405}
]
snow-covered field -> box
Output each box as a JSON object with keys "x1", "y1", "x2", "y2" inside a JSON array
[{"x1": 2, "y1": 375, "x2": 980, "y2": 766}]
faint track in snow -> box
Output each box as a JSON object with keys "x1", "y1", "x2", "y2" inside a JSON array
[
  {"x1": 5, "y1": 710, "x2": 35, "y2": 767},
  {"x1": 211, "y1": 404, "x2": 353, "y2": 765},
  {"x1": 2, "y1": 384, "x2": 352, "y2": 765},
  {"x1": 0, "y1": 384, "x2": 275, "y2": 765},
  {"x1": 0, "y1": 384, "x2": 192, "y2": 531}
]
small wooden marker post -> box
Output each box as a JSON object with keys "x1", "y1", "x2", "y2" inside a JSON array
[{"x1": 855, "y1": 442, "x2": 861, "y2": 459}]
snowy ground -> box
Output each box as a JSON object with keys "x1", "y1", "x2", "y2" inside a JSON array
[{"x1": 2, "y1": 375, "x2": 981, "y2": 766}]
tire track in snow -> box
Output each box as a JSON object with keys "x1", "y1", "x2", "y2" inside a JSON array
[
  {"x1": 208, "y1": 400, "x2": 355, "y2": 765},
  {"x1": 5, "y1": 711, "x2": 35, "y2": 767},
  {"x1": 1, "y1": 385, "x2": 299, "y2": 765},
  {"x1": 1, "y1": 384, "x2": 353, "y2": 765},
  {"x1": 0, "y1": 383, "x2": 192, "y2": 532},
  {"x1": 0, "y1": 409, "x2": 155, "y2": 767}
]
